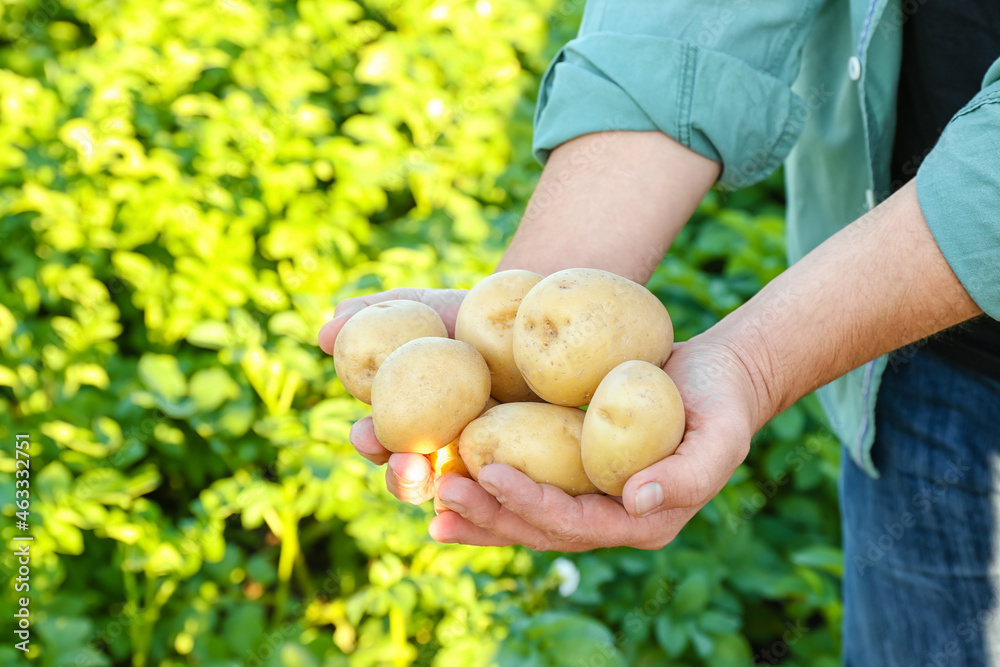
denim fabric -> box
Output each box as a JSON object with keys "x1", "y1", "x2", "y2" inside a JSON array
[{"x1": 842, "y1": 344, "x2": 1000, "y2": 666}]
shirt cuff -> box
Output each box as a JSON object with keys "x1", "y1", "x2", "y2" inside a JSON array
[
  {"x1": 532, "y1": 33, "x2": 810, "y2": 190},
  {"x1": 915, "y1": 76, "x2": 1000, "y2": 321}
]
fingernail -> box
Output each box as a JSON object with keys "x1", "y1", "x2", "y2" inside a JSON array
[
  {"x1": 390, "y1": 463, "x2": 424, "y2": 489},
  {"x1": 441, "y1": 497, "x2": 468, "y2": 515},
  {"x1": 635, "y1": 483, "x2": 664, "y2": 517},
  {"x1": 397, "y1": 476, "x2": 424, "y2": 489},
  {"x1": 428, "y1": 523, "x2": 457, "y2": 543},
  {"x1": 390, "y1": 465, "x2": 411, "y2": 483},
  {"x1": 478, "y1": 478, "x2": 502, "y2": 501},
  {"x1": 438, "y1": 488, "x2": 468, "y2": 515}
]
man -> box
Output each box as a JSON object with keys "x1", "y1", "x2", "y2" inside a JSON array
[{"x1": 319, "y1": 1, "x2": 1000, "y2": 663}]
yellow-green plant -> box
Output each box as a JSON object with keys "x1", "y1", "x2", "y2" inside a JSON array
[{"x1": 0, "y1": 1, "x2": 841, "y2": 666}]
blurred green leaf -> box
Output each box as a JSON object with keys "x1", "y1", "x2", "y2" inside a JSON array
[
  {"x1": 672, "y1": 573, "x2": 711, "y2": 615},
  {"x1": 654, "y1": 616, "x2": 688, "y2": 658},
  {"x1": 791, "y1": 545, "x2": 844, "y2": 576},
  {"x1": 138, "y1": 353, "x2": 188, "y2": 402}
]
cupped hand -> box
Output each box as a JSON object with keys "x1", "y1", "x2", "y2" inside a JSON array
[
  {"x1": 428, "y1": 337, "x2": 763, "y2": 550},
  {"x1": 322, "y1": 288, "x2": 766, "y2": 550},
  {"x1": 320, "y1": 287, "x2": 467, "y2": 507}
]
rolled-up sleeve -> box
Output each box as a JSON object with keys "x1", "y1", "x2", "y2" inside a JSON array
[
  {"x1": 916, "y1": 60, "x2": 1000, "y2": 320},
  {"x1": 532, "y1": 0, "x2": 823, "y2": 189}
]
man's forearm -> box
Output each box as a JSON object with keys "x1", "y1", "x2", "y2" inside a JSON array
[
  {"x1": 497, "y1": 131, "x2": 720, "y2": 283},
  {"x1": 708, "y1": 180, "x2": 982, "y2": 431}
]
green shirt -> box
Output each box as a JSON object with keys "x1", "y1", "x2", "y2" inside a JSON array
[{"x1": 532, "y1": 0, "x2": 1000, "y2": 478}]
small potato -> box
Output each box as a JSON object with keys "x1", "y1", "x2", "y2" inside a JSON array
[
  {"x1": 429, "y1": 439, "x2": 470, "y2": 478},
  {"x1": 513, "y1": 268, "x2": 674, "y2": 407},
  {"x1": 334, "y1": 300, "x2": 448, "y2": 404},
  {"x1": 428, "y1": 398, "x2": 498, "y2": 479},
  {"x1": 459, "y1": 403, "x2": 599, "y2": 496},
  {"x1": 455, "y1": 270, "x2": 544, "y2": 403},
  {"x1": 581, "y1": 360, "x2": 685, "y2": 496},
  {"x1": 371, "y1": 338, "x2": 490, "y2": 454}
]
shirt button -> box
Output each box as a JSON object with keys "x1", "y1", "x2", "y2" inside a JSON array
[{"x1": 848, "y1": 56, "x2": 862, "y2": 81}]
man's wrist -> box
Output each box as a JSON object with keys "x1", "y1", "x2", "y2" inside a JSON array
[
  {"x1": 672, "y1": 330, "x2": 774, "y2": 437},
  {"x1": 690, "y1": 323, "x2": 783, "y2": 435}
]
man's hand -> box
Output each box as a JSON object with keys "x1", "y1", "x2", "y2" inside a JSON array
[
  {"x1": 320, "y1": 128, "x2": 720, "y2": 514},
  {"x1": 319, "y1": 287, "x2": 761, "y2": 546},
  {"x1": 427, "y1": 338, "x2": 761, "y2": 550},
  {"x1": 321, "y1": 286, "x2": 758, "y2": 548},
  {"x1": 318, "y1": 287, "x2": 468, "y2": 508},
  {"x1": 318, "y1": 288, "x2": 467, "y2": 347}
]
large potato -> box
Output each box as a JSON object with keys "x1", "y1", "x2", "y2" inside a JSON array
[
  {"x1": 371, "y1": 338, "x2": 490, "y2": 454},
  {"x1": 513, "y1": 268, "x2": 673, "y2": 406},
  {"x1": 581, "y1": 360, "x2": 685, "y2": 495},
  {"x1": 334, "y1": 300, "x2": 447, "y2": 404},
  {"x1": 459, "y1": 403, "x2": 599, "y2": 496},
  {"x1": 455, "y1": 270, "x2": 543, "y2": 403}
]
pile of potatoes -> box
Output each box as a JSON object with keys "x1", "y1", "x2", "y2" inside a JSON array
[{"x1": 333, "y1": 268, "x2": 686, "y2": 497}]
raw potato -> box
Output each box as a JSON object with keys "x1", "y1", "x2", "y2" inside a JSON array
[
  {"x1": 429, "y1": 439, "x2": 470, "y2": 478},
  {"x1": 371, "y1": 338, "x2": 490, "y2": 454},
  {"x1": 513, "y1": 268, "x2": 674, "y2": 406},
  {"x1": 459, "y1": 403, "x2": 599, "y2": 496},
  {"x1": 333, "y1": 300, "x2": 448, "y2": 404},
  {"x1": 428, "y1": 398, "x2": 499, "y2": 479},
  {"x1": 482, "y1": 396, "x2": 501, "y2": 412},
  {"x1": 455, "y1": 270, "x2": 544, "y2": 403},
  {"x1": 581, "y1": 360, "x2": 686, "y2": 496}
]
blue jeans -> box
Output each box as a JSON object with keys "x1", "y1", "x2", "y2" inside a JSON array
[{"x1": 842, "y1": 344, "x2": 1000, "y2": 666}]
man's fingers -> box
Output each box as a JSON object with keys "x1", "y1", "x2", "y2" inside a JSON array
[
  {"x1": 319, "y1": 291, "x2": 411, "y2": 355},
  {"x1": 386, "y1": 453, "x2": 434, "y2": 504},
  {"x1": 435, "y1": 474, "x2": 584, "y2": 551},
  {"x1": 475, "y1": 464, "x2": 635, "y2": 548},
  {"x1": 428, "y1": 511, "x2": 520, "y2": 546},
  {"x1": 318, "y1": 315, "x2": 350, "y2": 355},
  {"x1": 319, "y1": 292, "x2": 398, "y2": 355},
  {"x1": 350, "y1": 417, "x2": 390, "y2": 465},
  {"x1": 320, "y1": 289, "x2": 469, "y2": 357},
  {"x1": 333, "y1": 293, "x2": 392, "y2": 319}
]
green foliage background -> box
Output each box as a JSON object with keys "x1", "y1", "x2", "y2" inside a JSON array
[{"x1": 0, "y1": 0, "x2": 842, "y2": 665}]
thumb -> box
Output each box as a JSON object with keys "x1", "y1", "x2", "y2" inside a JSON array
[
  {"x1": 622, "y1": 427, "x2": 745, "y2": 517},
  {"x1": 318, "y1": 313, "x2": 352, "y2": 355}
]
